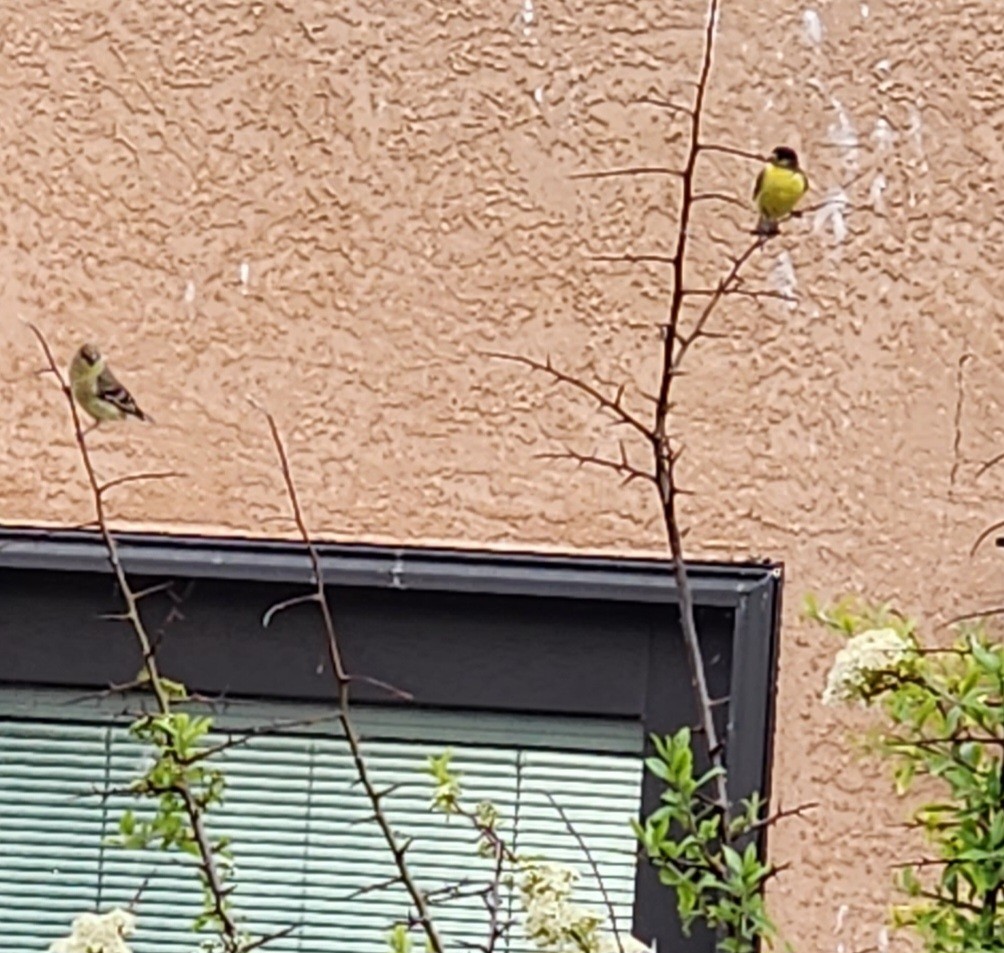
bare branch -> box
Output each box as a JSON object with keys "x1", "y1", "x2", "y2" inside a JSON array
[
  {"x1": 126, "y1": 873, "x2": 154, "y2": 914},
  {"x1": 975, "y1": 450, "x2": 1004, "y2": 480},
  {"x1": 98, "y1": 471, "x2": 187, "y2": 496},
  {"x1": 645, "y1": 0, "x2": 756, "y2": 810},
  {"x1": 943, "y1": 604, "x2": 1004, "y2": 627},
  {"x1": 341, "y1": 875, "x2": 405, "y2": 902},
  {"x1": 254, "y1": 400, "x2": 445, "y2": 953},
  {"x1": 570, "y1": 166, "x2": 684, "y2": 181},
  {"x1": 261, "y1": 592, "x2": 321, "y2": 627},
  {"x1": 674, "y1": 236, "x2": 767, "y2": 370},
  {"x1": 544, "y1": 792, "x2": 624, "y2": 953},
  {"x1": 634, "y1": 96, "x2": 693, "y2": 117},
  {"x1": 969, "y1": 517, "x2": 1004, "y2": 557},
  {"x1": 180, "y1": 712, "x2": 347, "y2": 765},
  {"x1": 683, "y1": 287, "x2": 794, "y2": 303},
  {"x1": 750, "y1": 800, "x2": 819, "y2": 833},
  {"x1": 692, "y1": 191, "x2": 748, "y2": 210},
  {"x1": 589, "y1": 253, "x2": 677, "y2": 266},
  {"x1": 697, "y1": 143, "x2": 765, "y2": 163},
  {"x1": 535, "y1": 448, "x2": 654, "y2": 486},
  {"x1": 349, "y1": 673, "x2": 416, "y2": 702},
  {"x1": 949, "y1": 352, "x2": 971, "y2": 491},
  {"x1": 242, "y1": 925, "x2": 299, "y2": 953},
  {"x1": 119, "y1": 581, "x2": 176, "y2": 604},
  {"x1": 486, "y1": 351, "x2": 652, "y2": 439}
]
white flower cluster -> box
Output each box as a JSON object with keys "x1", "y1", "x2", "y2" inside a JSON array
[
  {"x1": 822, "y1": 626, "x2": 914, "y2": 706},
  {"x1": 518, "y1": 862, "x2": 653, "y2": 953},
  {"x1": 49, "y1": 909, "x2": 136, "y2": 953}
]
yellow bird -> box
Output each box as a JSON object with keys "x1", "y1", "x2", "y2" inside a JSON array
[
  {"x1": 752, "y1": 146, "x2": 809, "y2": 236},
  {"x1": 69, "y1": 343, "x2": 150, "y2": 426}
]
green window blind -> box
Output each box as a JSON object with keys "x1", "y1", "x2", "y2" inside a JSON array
[{"x1": 0, "y1": 690, "x2": 643, "y2": 953}]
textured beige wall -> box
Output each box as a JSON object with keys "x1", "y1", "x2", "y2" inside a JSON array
[{"x1": 2, "y1": 0, "x2": 1003, "y2": 949}]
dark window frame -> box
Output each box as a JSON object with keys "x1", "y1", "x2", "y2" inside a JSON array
[{"x1": 0, "y1": 527, "x2": 782, "y2": 952}]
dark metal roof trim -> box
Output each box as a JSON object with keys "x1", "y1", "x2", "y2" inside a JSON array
[{"x1": 0, "y1": 526, "x2": 781, "y2": 605}]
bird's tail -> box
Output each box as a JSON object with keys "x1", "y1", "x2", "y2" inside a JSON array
[{"x1": 755, "y1": 214, "x2": 780, "y2": 237}]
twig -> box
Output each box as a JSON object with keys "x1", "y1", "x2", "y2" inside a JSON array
[
  {"x1": 697, "y1": 143, "x2": 765, "y2": 163},
  {"x1": 98, "y1": 471, "x2": 187, "y2": 495},
  {"x1": 535, "y1": 447, "x2": 655, "y2": 486},
  {"x1": 589, "y1": 253, "x2": 677, "y2": 265},
  {"x1": 750, "y1": 800, "x2": 819, "y2": 833},
  {"x1": 975, "y1": 450, "x2": 1004, "y2": 480},
  {"x1": 126, "y1": 873, "x2": 154, "y2": 914},
  {"x1": 570, "y1": 166, "x2": 684, "y2": 181},
  {"x1": 692, "y1": 191, "x2": 748, "y2": 210},
  {"x1": 674, "y1": 237, "x2": 768, "y2": 370},
  {"x1": 634, "y1": 96, "x2": 693, "y2": 116},
  {"x1": 943, "y1": 604, "x2": 1004, "y2": 627},
  {"x1": 544, "y1": 792, "x2": 624, "y2": 953},
  {"x1": 342, "y1": 875, "x2": 405, "y2": 902},
  {"x1": 242, "y1": 925, "x2": 299, "y2": 953},
  {"x1": 969, "y1": 518, "x2": 1004, "y2": 557},
  {"x1": 254, "y1": 401, "x2": 445, "y2": 953},
  {"x1": 26, "y1": 321, "x2": 249, "y2": 951},
  {"x1": 486, "y1": 352, "x2": 652, "y2": 439},
  {"x1": 179, "y1": 712, "x2": 348, "y2": 765},
  {"x1": 683, "y1": 287, "x2": 794, "y2": 303}
]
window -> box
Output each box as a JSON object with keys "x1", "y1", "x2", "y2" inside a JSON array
[{"x1": 0, "y1": 529, "x2": 781, "y2": 953}]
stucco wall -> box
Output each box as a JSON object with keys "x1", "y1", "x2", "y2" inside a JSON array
[{"x1": 2, "y1": 0, "x2": 1002, "y2": 949}]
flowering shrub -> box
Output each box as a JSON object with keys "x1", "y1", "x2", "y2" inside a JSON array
[
  {"x1": 821, "y1": 626, "x2": 917, "y2": 706},
  {"x1": 423, "y1": 750, "x2": 652, "y2": 953},
  {"x1": 49, "y1": 909, "x2": 136, "y2": 953},
  {"x1": 811, "y1": 596, "x2": 1004, "y2": 950}
]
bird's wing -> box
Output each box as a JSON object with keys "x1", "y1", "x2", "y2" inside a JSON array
[
  {"x1": 96, "y1": 366, "x2": 146, "y2": 420},
  {"x1": 752, "y1": 169, "x2": 764, "y2": 202},
  {"x1": 800, "y1": 170, "x2": 810, "y2": 193}
]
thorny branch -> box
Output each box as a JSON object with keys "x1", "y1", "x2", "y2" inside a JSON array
[
  {"x1": 535, "y1": 445, "x2": 655, "y2": 487},
  {"x1": 647, "y1": 0, "x2": 733, "y2": 814},
  {"x1": 498, "y1": 0, "x2": 846, "y2": 824},
  {"x1": 254, "y1": 402, "x2": 446, "y2": 953},
  {"x1": 26, "y1": 322, "x2": 252, "y2": 952},
  {"x1": 484, "y1": 351, "x2": 652, "y2": 438},
  {"x1": 498, "y1": 0, "x2": 755, "y2": 820}
]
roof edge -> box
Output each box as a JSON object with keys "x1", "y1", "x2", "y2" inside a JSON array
[{"x1": 0, "y1": 526, "x2": 780, "y2": 606}]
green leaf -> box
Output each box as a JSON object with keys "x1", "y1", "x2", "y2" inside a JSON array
[{"x1": 969, "y1": 638, "x2": 1001, "y2": 674}]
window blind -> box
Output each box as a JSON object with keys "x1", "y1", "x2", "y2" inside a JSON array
[{"x1": 0, "y1": 690, "x2": 643, "y2": 953}]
